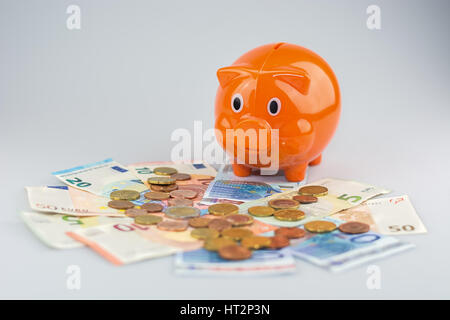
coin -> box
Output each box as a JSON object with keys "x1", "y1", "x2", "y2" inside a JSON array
[
  {"x1": 221, "y1": 228, "x2": 254, "y2": 241},
  {"x1": 339, "y1": 221, "x2": 370, "y2": 234},
  {"x1": 292, "y1": 194, "x2": 318, "y2": 204},
  {"x1": 241, "y1": 236, "x2": 271, "y2": 250},
  {"x1": 107, "y1": 200, "x2": 134, "y2": 210},
  {"x1": 268, "y1": 235, "x2": 290, "y2": 249},
  {"x1": 208, "y1": 203, "x2": 239, "y2": 216},
  {"x1": 188, "y1": 217, "x2": 211, "y2": 228},
  {"x1": 110, "y1": 190, "x2": 140, "y2": 201},
  {"x1": 156, "y1": 219, "x2": 188, "y2": 232},
  {"x1": 274, "y1": 209, "x2": 305, "y2": 221},
  {"x1": 153, "y1": 167, "x2": 178, "y2": 176},
  {"x1": 141, "y1": 202, "x2": 164, "y2": 213},
  {"x1": 248, "y1": 206, "x2": 275, "y2": 217},
  {"x1": 298, "y1": 185, "x2": 328, "y2": 197},
  {"x1": 190, "y1": 228, "x2": 220, "y2": 240},
  {"x1": 164, "y1": 206, "x2": 200, "y2": 220},
  {"x1": 147, "y1": 176, "x2": 176, "y2": 185},
  {"x1": 135, "y1": 214, "x2": 162, "y2": 225},
  {"x1": 304, "y1": 220, "x2": 337, "y2": 233},
  {"x1": 204, "y1": 238, "x2": 236, "y2": 251},
  {"x1": 171, "y1": 173, "x2": 191, "y2": 181},
  {"x1": 144, "y1": 191, "x2": 170, "y2": 201},
  {"x1": 225, "y1": 214, "x2": 254, "y2": 227},
  {"x1": 268, "y1": 199, "x2": 299, "y2": 210},
  {"x1": 275, "y1": 227, "x2": 306, "y2": 239},
  {"x1": 208, "y1": 218, "x2": 232, "y2": 232},
  {"x1": 218, "y1": 245, "x2": 252, "y2": 260},
  {"x1": 124, "y1": 208, "x2": 148, "y2": 218},
  {"x1": 169, "y1": 189, "x2": 197, "y2": 199},
  {"x1": 168, "y1": 198, "x2": 193, "y2": 207},
  {"x1": 150, "y1": 184, "x2": 178, "y2": 192}
]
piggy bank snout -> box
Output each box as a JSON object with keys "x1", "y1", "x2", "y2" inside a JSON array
[{"x1": 233, "y1": 117, "x2": 273, "y2": 151}]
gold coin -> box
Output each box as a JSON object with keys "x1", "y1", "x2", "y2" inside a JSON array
[
  {"x1": 110, "y1": 190, "x2": 140, "y2": 201},
  {"x1": 221, "y1": 228, "x2": 254, "y2": 241},
  {"x1": 134, "y1": 214, "x2": 162, "y2": 225},
  {"x1": 153, "y1": 167, "x2": 178, "y2": 176},
  {"x1": 208, "y1": 203, "x2": 239, "y2": 216},
  {"x1": 248, "y1": 206, "x2": 275, "y2": 217},
  {"x1": 190, "y1": 228, "x2": 219, "y2": 240},
  {"x1": 274, "y1": 209, "x2": 306, "y2": 221},
  {"x1": 204, "y1": 237, "x2": 236, "y2": 251},
  {"x1": 107, "y1": 200, "x2": 135, "y2": 210},
  {"x1": 164, "y1": 206, "x2": 200, "y2": 219},
  {"x1": 304, "y1": 220, "x2": 337, "y2": 233},
  {"x1": 147, "y1": 176, "x2": 176, "y2": 185},
  {"x1": 298, "y1": 185, "x2": 328, "y2": 197},
  {"x1": 241, "y1": 236, "x2": 271, "y2": 250},
  {"x1": 268, "y1": 199, "x2": 299, "y2": 210},
  {"x1": 150, "y1": 183, "x2": 178, "y2": 192},
  {"x1": 144, "y1": 191, "x2": 170, "y2": 201}
]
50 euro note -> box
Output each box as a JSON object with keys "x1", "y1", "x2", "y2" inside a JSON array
[
  {"x1": 238, "y1": 178, "x2": 391, "y2": 227},
  {"x1": 333, "y1": 195, "x2": 427, "y2": 235}
]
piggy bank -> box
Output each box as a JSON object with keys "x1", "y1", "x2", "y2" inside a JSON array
[{"x1": 214, "y1": 42, "x2": 341, "y2": 182}]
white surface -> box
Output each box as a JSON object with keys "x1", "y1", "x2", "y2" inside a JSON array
[{"x1": 1, "y1": 0, "x2": 449, "y2": 299}]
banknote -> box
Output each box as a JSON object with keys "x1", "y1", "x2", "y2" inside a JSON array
[
  {"x1": 238, "y1": 178, "x2": 391, "y2": 227},
  {"x1": 20, "y1": 211, "x2": 131, "y2": 249},
  {"x1": 287, "y1": 217, "x2": 414, "y2": 272},
  {"x1": 175, "y1": 248, "x2": 296, "y2": 276},
  {"x1": 333, "y1": 195, "x2": 427, "y2": 235},
  {"x1": 67, "y1": 221, "x2": 179, "y2": 265},
  {"x1": 26, "y1": 186, "x2": 125, "y2": 217},
  {"x1": 52, "y1": 158, "x2": 148, "y2": 200},
  {"x1": 200, "y1": 164, "x2": 307, "y2": 205}
]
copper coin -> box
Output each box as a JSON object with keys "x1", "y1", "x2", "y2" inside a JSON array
[
  {"x1": 169, "y1": 189, "x2": 197, "y2": 199},
  {"x1": 268, "y1": 198, "x2": 299, "y2": 210},
  {"x1": 218, "y1": 245, "x2": 252, "y2": 261},
  {"x1": 208, "y1": 218, "x2": 233, "y2": 232},
  {"x1": 156, "y1": 219, "x2": 188, "y2": 232},
  {"x1": 298, "y1": 185, "x2": 328, "y2": 197},
  {"x1": 168, "y1": 198, "x2": 193, "y2": 207},
  {"x1": 107, "y1": 200, "x2": 134, "y2": 210},
  {"x1": 124, "y1": 208, "x2": 148, "y2": 218},
  {"x1": 225, "y1": 214, "x2": 254, "y2": 227},
  {"x1": 171, "y1": 173, "x2": 191, "y2": 181},
  {"x1": 293, "y1": 194, "x2": 318, "y2": 204},
  {"x1": 339, "y1": 221, "x2": 370, "y2": 234},
  {"x1": 141, "y1": 202, "x2": 164, "y2": 213},
  {"x1": 275, "y1": 227, "x2": 306, "y2": 239},
  {"x1": 188, "y1": 217, "x2": 211, "y2": 228},
  {"x1": 150, "y1": 184, "x2": 178, "y2": 192},
  {"x1": 268, "y1": 235, "x2": 290, "y2": 249},
  {"x1": 144, "y1": 191, "x2": 170, "y2": 201}
]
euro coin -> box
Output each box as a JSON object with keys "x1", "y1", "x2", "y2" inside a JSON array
[
  {"x1": 218, "y1": 245, "x2": 252, "y2": 260},
  {"x1": 275, "y1": 227, "x2": 306, "y2": 239},
  {"x1": 268, "y1": 235, "x2": 290, "y2": 249},
  {"x1": 304, "y1": 220, "x2": 337, "y2": 233},
  {"x1": 110, "y1": 190, "x2": 140, "y2": 201},
  {"x1": 208, "y1": 218, "x2": 232, "y2": 232},
  {"x1": 204, "y1": 238, "x2": 236, "y2": 251},
  {"x1": 292, "y1": 194, "x2": 318, "y2": 204},
  {"x1": 169, "y1": 189, "x2": 197, "y2": 199},
  {"x1": 298, "y1": 185, "x2": 328, "y2": 197},
  {"x1": 225, "y1": 214, "x2": 254, "y2": 227},
  {"x1": 248, "y1": 206, "x2": 275, "y2": 217},
  {"x1": 168, "y1": 198, "x2": 193, "y2": 207},
  {"x1": 125, "y1": 208, "x2": 148, "y2": 218},
  {"x1": 141, "y1": 202, "x2": 163, "y2": 213},
  {"x1": 190, "y1": 228, "x2": 219, "y2": 240},
  {"x1": 171, "y1": 173, "x2": 191, "y2": 181},
  {"x1": 208, "y1": 203, "x2": 239, "y2": 216},
  {"x1": 268, "y1": 199, "x2": 299, "y2": 210},
  {"x1": 144, "y1": 191, "x2": 170, "y2": 201},
  {"x1": 274, "y1": 209, "x2": 305, "y2": 221},
  {"x1": 156, "y1": 219, "x2": 188, "y2": 232},
  {"x1": 164, "y1": 206, "x2": 200, "y2": 220},
  {"x1": 153, "y1": 167, "x2": 178, "y2": 176},
  {"x1": 150, "y1": 184, "x2": 178, "y2": 192},
  {"x1": 241, "y1": 236, "x2": 271, "y2": 250},
  {"x1": 135, "y1": 214, "x2": 162, "y2": 225},
  {"x1": 339, "y1": 221, "x2": 370, "y2": 234},
  {"x1": 188, "y1": 217, "x2": 211, "y2": 228},
  {"x1": 147, "y1": 176, "x2": 176, "y2": 185},
  {"x1": 107, "y1": 200, "x2": 134, "y2": 210},
  {"x1": 221, "y1": 228, "x2": 254, "y2": 241}
]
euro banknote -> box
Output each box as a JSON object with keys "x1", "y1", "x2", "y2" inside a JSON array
[
  {"x1": 52, "y1": 158, "x2": 148, "y2": 200},
  {"x1": 238, "y1": 178, "x2": 390, "y2": 227},
  {"x1": 20, "y1": 211, "x2": 131, "y2": 249},
  {"x1": 333, "y1": 195, "x2": 427, "y2": 235}
]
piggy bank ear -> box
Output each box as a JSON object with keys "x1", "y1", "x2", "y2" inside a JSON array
[
  {"x1": 273, "y1": 72, "x2": 311, "y2": 95},
  {"x1": 217, "y1": 66, "x2": 252, "y2": 88}
]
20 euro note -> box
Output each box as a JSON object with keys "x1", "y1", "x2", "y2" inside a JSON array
[
  {"x1": 20, "y1": 211, "x2": 131, "y2": 249},
  {"x1": 238, "y1": 178, "x2": 390, "y2": 227},
  {"x1": 333, "y1": 195, "x2": 427, "y2": 235}
]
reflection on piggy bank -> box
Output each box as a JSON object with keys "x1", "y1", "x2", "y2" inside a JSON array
[{"x1": 214, "y1": 43, "x2": 341, "y2": 182}]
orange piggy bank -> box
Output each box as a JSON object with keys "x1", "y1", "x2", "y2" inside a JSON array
[{"x1": 214, "y1": 42, "x2": 341, "y2": 182}]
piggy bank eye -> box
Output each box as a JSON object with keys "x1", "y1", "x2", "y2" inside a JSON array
[
  {"x1": 267, "y1": 98, "x2": 281, "y2": 116},
  {"x1": 231, "y1": 93, "x2": 243, "y2": 113}
]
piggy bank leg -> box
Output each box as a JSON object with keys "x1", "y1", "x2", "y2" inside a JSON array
[
  {"x1": 284, "y1": 163, "x2": 308, "y2": 182},
  {"x1": 232, "y1": 163, "x2": 252, "y2": 177},
  {"x1": 309, "y1": 154, "x2": 322, "y2": 166}
]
